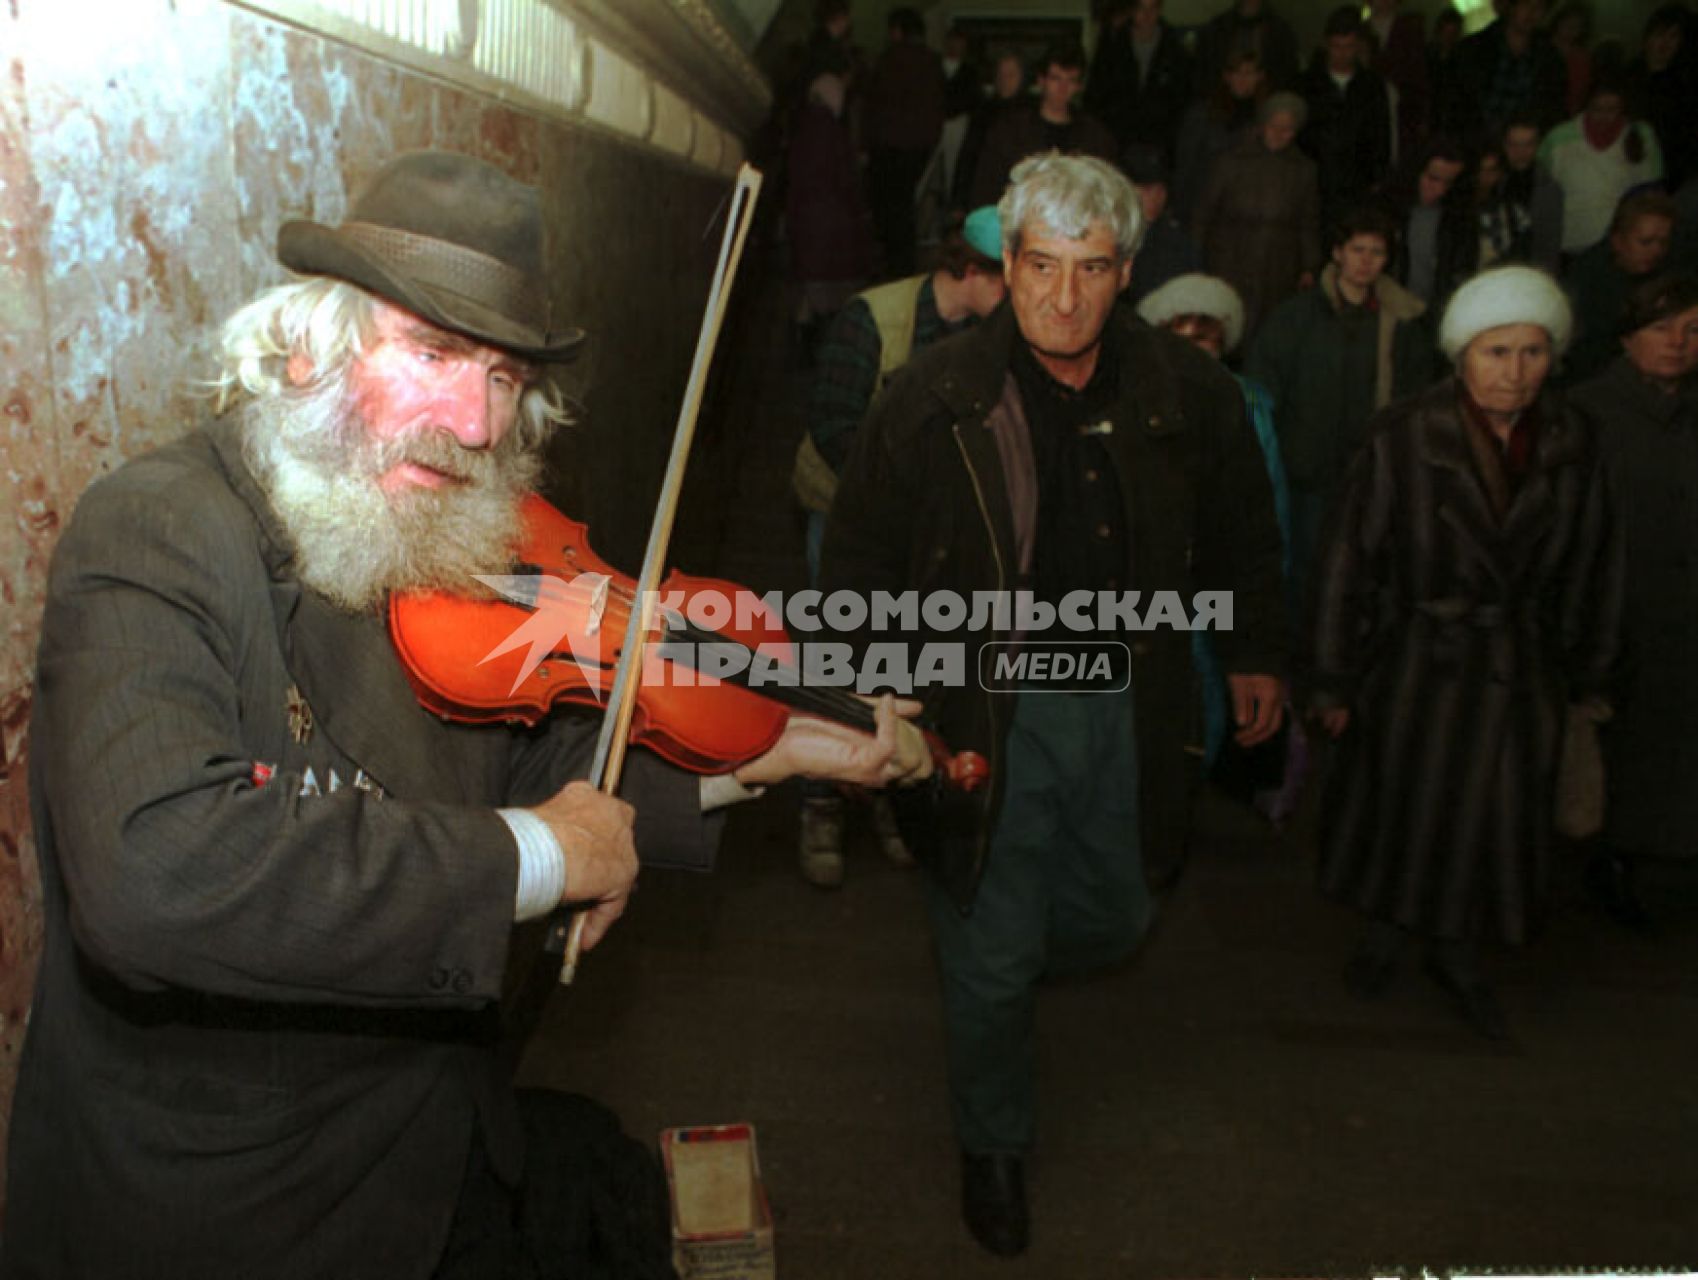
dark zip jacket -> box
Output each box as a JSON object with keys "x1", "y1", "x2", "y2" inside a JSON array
[{"x1": 820, "y1": 303, "x2": 1287, "y2": 906}]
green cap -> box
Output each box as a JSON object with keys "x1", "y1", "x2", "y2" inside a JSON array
[{"x1": 963, "y1": 205, "x2": 1003, "y2": 261}]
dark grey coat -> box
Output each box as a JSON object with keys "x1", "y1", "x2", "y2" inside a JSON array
[
  {"x1": 1310, "y1": 379, "x2": 1624, "y2": 942},
  {"x1": 1572, "y1": 358, "x2": 1698, "y2": 860},
  {"x1": 2, "y1": 423, "x2": 711, "y2": 1279}
]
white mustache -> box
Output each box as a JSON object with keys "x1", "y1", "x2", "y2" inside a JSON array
[{"x1": 242, "y1": 378, "x2": 539, "y2": 612}]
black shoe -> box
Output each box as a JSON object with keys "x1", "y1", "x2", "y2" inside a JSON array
[
  {"x1": 1583, "y1": 851, "x2": 1653, "y2": 933},
  {"x1": 1342, "y1": 949, "x2": 1397, "y2": 999},
  {"x1": 961, "y1": 1152, "x2": 1029, "y2": 1257},
  {"x1": 1423, "y1": 960, "x2": 1510, "y2": 1041}
]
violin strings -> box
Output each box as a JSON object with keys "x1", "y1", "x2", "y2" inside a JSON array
[
  {"x1": 519, "y1": 565, "x2": 895, "y2": 732},
  {"x1": 656, "y1": 614, "x2": 882, "y2": 730}
]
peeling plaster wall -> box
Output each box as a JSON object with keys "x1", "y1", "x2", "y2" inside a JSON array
[{"x1": 0, "y1": 0, "x2": 732, "y2": 1207}]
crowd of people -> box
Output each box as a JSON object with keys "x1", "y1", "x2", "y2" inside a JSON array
[
  {"x1": 777, "y1": 0, "x2": 1698, "y2": 1259},
  {"x1": 5, "y1": 4, "x2": 1696, "y2": 1276},
  {"x1": 775, "y1": 0, "x2": 1698, "y2": 357}
]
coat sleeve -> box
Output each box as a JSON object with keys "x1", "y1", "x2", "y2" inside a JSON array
[
  {"x1": 818, "y1": 376, "x2": 926, "y2": 661},
  {"x1": 953, "y1": 108, "x2": 991, "y2": 209},
  {"x1": 1191, "y1": 154, "x2": 1228, "y2": 246},
  {"x1": 808, "y1": 299, "x2": 885, "y2": 473},
  {"x1": 1243, "y1": 312, "x2": 1294, "y2": 414},
  {"x1": 1365, "y1": 79, "x2": 1393, "y2": 182},
  {"x1": 1172, "y1": 106, "x2": 1208, "y2": 222},
  {"x1": 1298, "y1": 162, "x2": 1323, "y2": 271},
  {"x1": 502, "y1": 719, "x2": 722, "y2": 874},
  {"x1": 1192, "y1": 370, "x2": 1290, "y2": 679},
  {"x1": 1556, "y1": 420, "x2": 1626, "y2": 704},
  {"x1": 1640, "y1": 124, "x2": 1666, "y2": 183},
  {"x1": 35, "y1": 478, "x2": 517, "y2": 1008},
  {"x1": 1391, "y1": 316, "x2": 1438, "y2": 399},
  {"x1": 1532, "y1": 173, "x2": 1564, "y2": 273},
  {"x1": 1308, "y1": 419, "x2": 1398, "y2": 709},
  {"x1": 1242, "y1": 379, "x2": 1296, "y2": 594},
  {"x1": 1085, "y1": 28, "x2": 1132, "y2": 124}
]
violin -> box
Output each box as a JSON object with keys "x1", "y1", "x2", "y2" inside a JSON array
[
  {"x1": 388, "y1": 493, "x2": 989, "y2": 789},
  {"x1": 390, "y1": 164, "x2": 973, "y2": 986}
]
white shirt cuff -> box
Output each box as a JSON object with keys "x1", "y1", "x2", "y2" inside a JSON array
[
  {"x1": 699, "y1": 772, "x2": 766, "y2": 811},
  {"x1": 500, "y1": 808, "x2": 566, "y2": 922}
]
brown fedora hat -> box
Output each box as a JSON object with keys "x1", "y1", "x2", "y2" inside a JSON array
[{"x1": 277, "y1": 151, "x2": 583, "y2": 362}]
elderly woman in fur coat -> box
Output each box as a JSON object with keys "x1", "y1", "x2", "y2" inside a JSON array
[{"x1": 1309, "y1": 266, "x2": 1624, "y2": 1040}]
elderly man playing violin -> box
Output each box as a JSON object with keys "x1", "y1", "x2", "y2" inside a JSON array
[
  {"x1": 822, "y1": 151, "x2": 1287, "y2": 1257},
  {"x1": 1, "y1": 151, "x2": 929, "y2": 1280}
]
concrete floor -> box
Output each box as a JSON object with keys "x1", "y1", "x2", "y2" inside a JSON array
[{"x1": 518, "y1": 248, "x2": 1698, "y2": 1277}]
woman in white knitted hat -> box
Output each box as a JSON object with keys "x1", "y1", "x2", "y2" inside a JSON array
[{"x1": 1307, "y1": 265, "x2": 1625, "y2": 1040}]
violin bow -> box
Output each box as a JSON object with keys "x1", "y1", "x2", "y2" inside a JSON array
[{"x1": 546, "y1": 163, "x2": 764, "y2": 984}]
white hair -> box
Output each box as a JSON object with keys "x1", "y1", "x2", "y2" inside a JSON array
[
  {"x1": 1439, "y1": 265, "x2": 1574, "y2": 361},
  {"x1": 237, "y1": 355, "x2": 539, "y2": 613},
  {"x1": 213, "y1": 277, "x2": 562, "y2": 612},
  {"x1": 997, "y1": 151, "x2": 1145, "y2": 261},
  {"x1": 212, "y1": 277, "x2": 573, "y2": 452},
  {"x1": 1135, "y1": 274, "x2": 1246, "y2": 353}
]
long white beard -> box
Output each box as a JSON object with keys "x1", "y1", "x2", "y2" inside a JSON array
[{"x1": 240, "y1": 376, "x2": 540, "y2": 613}]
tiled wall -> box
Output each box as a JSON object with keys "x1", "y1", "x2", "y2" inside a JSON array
[{"x1": 0, "y1": 0, "x2": 745, "y2": 1204}]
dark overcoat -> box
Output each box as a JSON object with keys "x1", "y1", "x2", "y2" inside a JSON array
[
  {"x1": 1084, "y1": 19, "x2": 1194, "y2": 159},
  {"x1": 1194, "y1": 134, "x2": 1322, "y2": 340},
  {"x1": 862, "y1": 38, "x2": 945, "y2": 154},
  {"x1": 2, "y1": 424, "x2": 711, "y2": 1279},
  {"x1": 1246, "y1": 267, "x2": 1433, "y2": 498},
  {"x1": 786, "y1": 100, "x2": 870, "y2": 284},
  {"x1": 1572, "y1": 357, "x2": 1698, "y2": 859},
  {"x1": 820, "y1": 304, "x2": 1287, "y2": 904},
  {"x1": 1296, "y1": 59, "x2": 1393, "y2": 231},
  {"x1": 1366, "y1": 11, "x2": 1428, "y2": 166},
  {"x1": 1310, "y1": 379, "x2": 1623, "y2": 943},
  {"x1": 1561, "y1": 243, "x2": 1645, "y2": 387},
  {"x1": 1171, "y1": 98, "x2": 1254, "y2": 225}
]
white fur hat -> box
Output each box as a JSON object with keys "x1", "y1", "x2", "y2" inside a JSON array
[
  {"x1": 1439, "y1": 265, "x2": 1573, "y2": 361},
  {"x1": 1136, "y1": 273, "x2": 1246, "y2": 353}
]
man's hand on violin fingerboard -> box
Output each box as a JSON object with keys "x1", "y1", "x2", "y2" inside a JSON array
[{"x1": 733, "y1": 694, "x2": 934, "y2": 788}]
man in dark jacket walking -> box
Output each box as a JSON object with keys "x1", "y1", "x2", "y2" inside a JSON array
[{"x1": 822, "y1": 153, "x2": 1286, "y2": 1258}]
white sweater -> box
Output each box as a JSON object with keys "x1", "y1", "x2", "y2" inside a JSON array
[{"x1": 1540, "y1": 115, "x2": 1665, "y2": 254}]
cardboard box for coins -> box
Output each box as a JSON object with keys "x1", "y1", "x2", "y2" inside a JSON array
[{"x1": 661, "y1": 1124, "x2": 775, "y2": 1280}]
